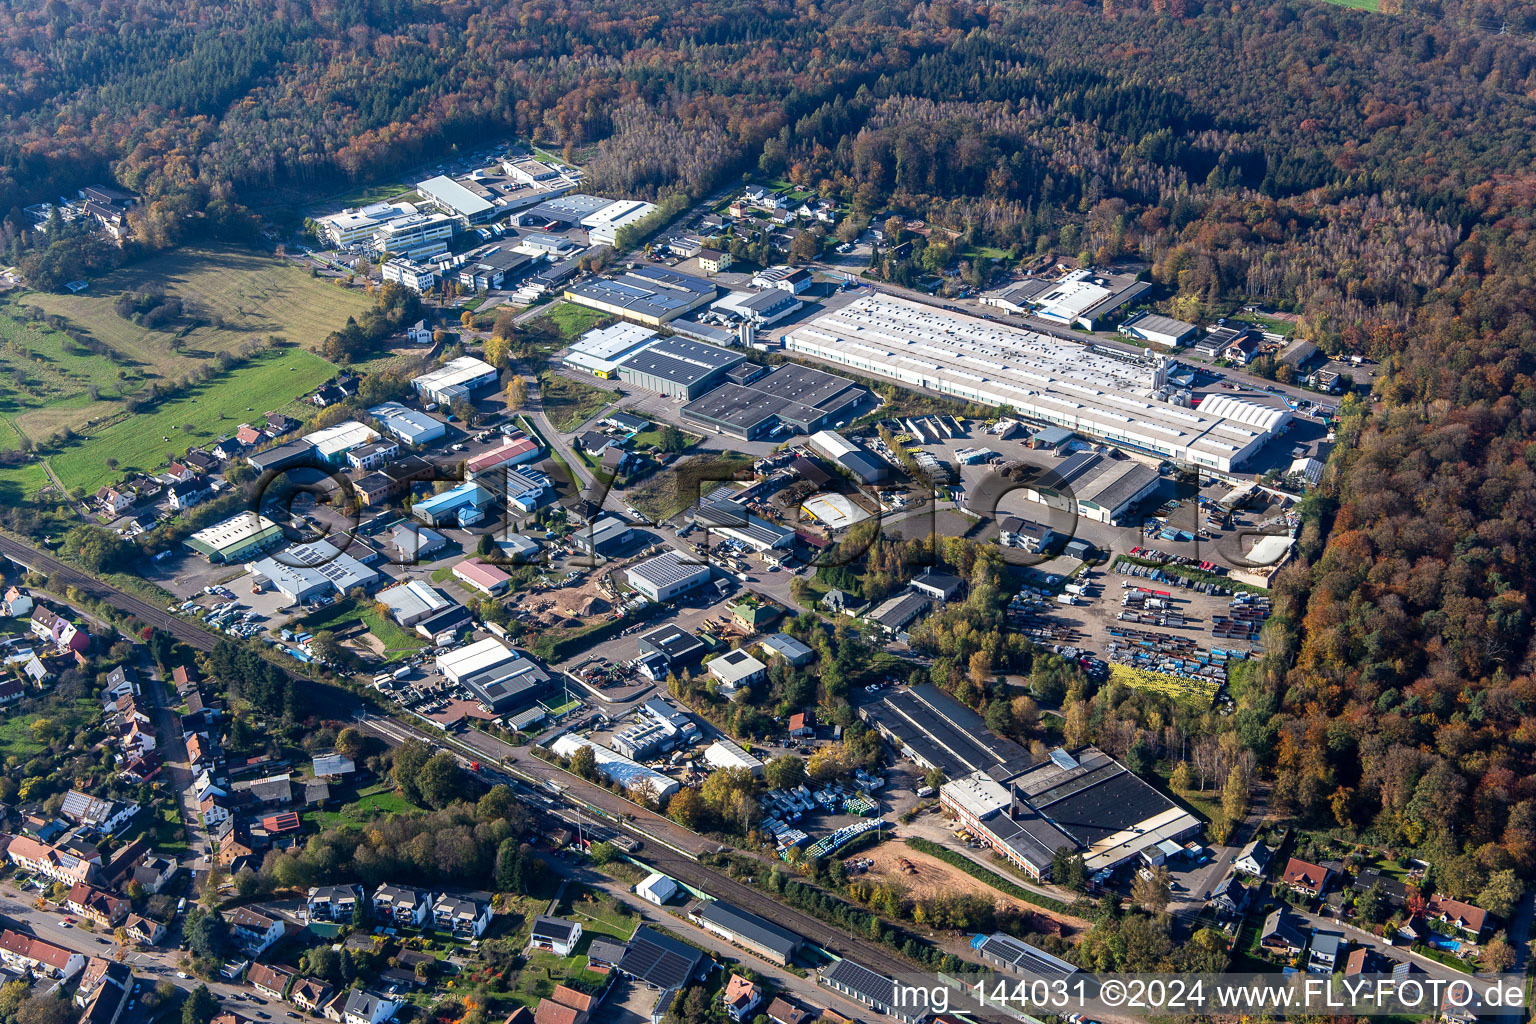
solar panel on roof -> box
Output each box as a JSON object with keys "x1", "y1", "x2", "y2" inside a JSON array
[{"x1": 1050, "y1": 748, "x2": 1079, "y2": 770}]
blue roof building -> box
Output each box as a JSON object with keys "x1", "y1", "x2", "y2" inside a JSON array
[{"x1": 413, "y1": 482, "x2": 494, "y2": 527}]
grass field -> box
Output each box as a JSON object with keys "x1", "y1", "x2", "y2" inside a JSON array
[
  {"x1": 1318, "y1": 0, "x2": 1379, "y2": 9},
  {"x1": 309, "y1": 782, "x2": 416, "y2": 829},
  {"x1": 301, "y1": 598, "x2": 427, "y2": 663},
  {"x1": 538, "y1": 372, "x2": 617, "y2": 431},
  {"x1": 12, "y1": 245, "x2": 367, "y2": 443},
  {"x1": 44, "y1": 345, "x2": 336, "y2": 492},
  {"x1": 539, "y1": 302, "x2": 611, "y2": 340},
  {"x1": 0, "y1": 696, "x2": 98, "y2": 761}
]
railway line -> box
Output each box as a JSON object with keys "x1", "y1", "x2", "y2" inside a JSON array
[{"x1": 0, "y1": 535, "x2": 925, "y2": 986}]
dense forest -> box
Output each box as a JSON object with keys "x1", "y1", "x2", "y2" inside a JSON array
[{"x1": 1, "y1": 0, "x2": 1535, "y2": 893}]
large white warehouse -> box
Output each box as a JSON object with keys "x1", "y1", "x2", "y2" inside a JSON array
[{"x1": 784, "y1": 295, "x2": 1289, "y2": 473}]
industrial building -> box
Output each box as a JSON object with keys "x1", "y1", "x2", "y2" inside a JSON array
[
  {"x1": 563, "y1": 323, "x2": 659, "y2": 379},
  {"x1": 582, "y1": 199, "x2": 658, "y2": 245},
  {"x1": 1014, "y1": 450, "x2": 1162, "y2": 526},
  {"x1": 415, "y1": 172, "x2": 574, "y2": 225},
  {"x1": 465, "y1": 435, "x2": 542, "y2": 476},
  {"x1": 456, "y1": 248, "x2": 537, "y2": 292},
  {"x1": 437, "y1": 638, "x2": 551, "y2": 714},
  {"x1": 626, "y1": 550, "x2": 711, "y2": 603},
  {"x1": 679, "y1": 363, "x2": 868, "y2": 441},
  {"x1": 982, "y1": 268, "x2": 1152, "y2": 330},
  {"x1": 820, "y1": 960, "x2": 929, "y2": 1024},
  {"x1": 636, "y1": 623, "x2": 706, "y2": 668},
  {"x1": 368, "y1": 402, "x2": 446, "y2": 446},
  {"x1": 570, "y1": 515, "x2": 635, "y2": 557},
  {"x1": 610, "y1": 335, "x2": 744, "y2": 399},
  {"x1": 452, "y1": 559, "x2": 512, "y2": 596},
  {"x1": 302, "y1": 421, "x2": 380, "y2": 465},
  {"x1": 412, "y1": 482, "x2": 495, "y2": 528},
  {"x1": 692, "y1": 494, "x2": 795, "y2": 552},
  {"x1": 251, "y1": 540, "x2": 379, "y2": 603},
  {"x1": 785, "y1": 295, "x2": 1289, "y2": 472},
  {"x1": 974, "y1": 933, "x2": 1079, "y2": 977},
  {"x1": 752, "y1": 266, "x2": 813, "y2": 295},
  {"x1": 861, "y1": 683, "x2": 1033, "y2": 781},
  {"x1": 381, "y1": 259, "x2": 439, "y2": 293},
  {"x1": 685, "y1": 901, "x2": 802, "y2": 965},
  {"x1": 374, "y1": 213, "x2": 454, "y2": 257},
  {"x1": 248, "y1": 439, "x2": 319, "y2": 474},
  {"x1": 703, "y1": 738, "x2": 763, "y2": 774},
  {"x1": 706, "y1": 649, "x2": 766, "y2": 695},
  {"x1": 610, "y1": 698, "x2": 699, "y2": 760},
  {"x1": 316, "y1": 200, "x2": 422, "y2": 248},
  {"x1": 1117, "y1": 311, "x2": 1198, "y2": 349},
  {"x1": 548, "y1": 735, "x2": 680, "y2": 799},
  {"x1": 942, "y1": 746, "x2": 1200, "y2": 882},
  {"x1": 185, "y1": 513, "x2": 284, "y2": 563},
  {"x1": 376, "y1": 581, "x2": 453, "y2": 626},
  {"x1": 412, "y1": 356, "x2": 499, "y2": 405},
  {"x1": 566, "y1": 266, "x2": 718, "y2": 327},
  {"x1": 806, "y1": 430, "x2": 888, "y2": 484}
]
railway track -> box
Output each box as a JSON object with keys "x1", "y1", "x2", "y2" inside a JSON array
[{"x1": 0, "y1": 535, "x2": 923, "y2": 984}]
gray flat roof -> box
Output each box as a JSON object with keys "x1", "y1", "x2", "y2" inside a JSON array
[
  {"x1": 628, "y1": 550, "x2": 709, "y2": 588},
  {"x1": 691, "y1": 900, "x2": 801, "y2": 959},
  {"x1": 617, "y1": 336, "x2": 744, "y2": 387}
]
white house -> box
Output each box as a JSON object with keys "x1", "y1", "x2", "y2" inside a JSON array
[
  {"x1": 707, "y1": 649, "x2": 767, "y2": 695},
  {"x1": 307, "y1": 884, "x2": 363, "y2": 922},
  {"x1": 228, "y1": 906, "x2": 286, "y2": 956},
  {"x1": 342, "y1": 991, "x2": 401, "y2": 1024},
  {"x1": 371, "y1": 884, "x2": 430, "y2": 927},
  {"x1": 528, "y1": 916, "x2": 582, "y2": 957},
  {"x1": 1, "y1": 587, "x2": 32, "y2": 618},
  {"x1": 432, "y1": 894, "x2": 492, "y2": 938},
  {"x1": 1233, "y1": 839, "x2": 1274, "y2": 878}
]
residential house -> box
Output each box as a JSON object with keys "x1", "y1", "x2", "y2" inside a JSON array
[
  {"x1": 29, "y1": 607, "x2": 89, "y2": 654},
  {"x1": 1260, "y1": 908, "x2": 1308, "y2": 958},
  {"x1": 131, "y1": 854, "x2": 177, "y2": 895},
  {"x1": 168, "y1": 478, "x2": 212, "y2": 511},
  {"x1": 535, "y1": 987, "x2": 594, "y2": 1024},
  {"x1": 723, "y1": 975, "x2": 761, "y2": 1023},
  {"x1": 432, "y1": 893, "x2": 492, "y2": 938},
  {"x1": 1233, "y1": 839, "x2": 1274, "y2": 878},
  {"x1": 228, "y1": 906, "x2": 286, "y2": 956},
  {"x1": 60, "y1": 790, "x2": 139, "y2": 833},
  {"x1": 236, "y1": 424, "x2": 266, "y2": 447},
  {"x1": 1207, "y1": 874, "x2": 1248, "y2": 916},
  {"x1": 75, "y1": 957, "x2": 133, "y2": 1020},
  {"x1": 342, "y1": 991, "x2": 401, "y2": 1024},
  {"x1": 249, "y1": 963, "x2": 297, "y2": 1000},
  {"x1": 5, "y1": 834, "x2": 100, "y2": 884},
  {"x1": 1282, "y1": 858, "x2": 1332, "y2": 898},
  {"x1": 1, "y1": 586, "x2": 31, "y2": 617},
  {"x1": 164, "y1": 462, "x2": 194, "y2": 484},
  {"x1": 216, "y1": 828, "x2": 258, "y2": 869},
  {"x1": 0, "y1": 929, "x2": 85, "y2": 978},
  {"x1": 290, "y1": 979, "x2": 334, "y2": 1014},
  {"x1": 529, "y1": 916, "x2": 582, "y2": 957},
  {"x1": 372, "y1": 884, "x2": 430, "y2": 927},
  {"x1": 66, "y1": 883, "x2": 129, "y2": 927},
  {"x1": 764, "y1": 999, "x2": 813, "y2": 1024},
  {"x1": 124, "y1": 914, "x2": 166, "y2": 946},
  {"x1": 96, "y1": 488, "x2": 134, "y2": 515},
  {"x1": 1425, "y1": 895, "x2": 1490, "y2": 937},
  {"x1": 1308, "y1": 931, "x2": 1344, "y2": 973},
  {"x1": 307, "y1": 884, "x2": 363, "y2": 923}
]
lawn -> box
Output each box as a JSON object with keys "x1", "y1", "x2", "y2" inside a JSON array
[
  {"x1": 44, "y1": 345, "x2": 336, "y2": 492},
  {"x1": 538, "y1": 302, "x2": 611, "y2": 340},
  {"x1": 1318, "y1": 0, "x2": 1379, "y2": 9},
  {"x1": 538, "y1": 372, "x2": 617, "y2": 431},
  {"x1": 300, "y1": 597, "x2": 427, "y2": 663},
  {"x1": 309, "y1": 782, "x2": 417, "y2": 829},
  {"x1": 0, "y1": 696, "x2": 98, "y2": 761},
  {"x1": 15, "y1": 245, "x2": 368, "y2": 443},
  {"x1": 1232, "y1": 311, "x2": 1300, "y2": 337},
  {"x1": 554, "y1": 884, "x2": 640, "y2": 941}
]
